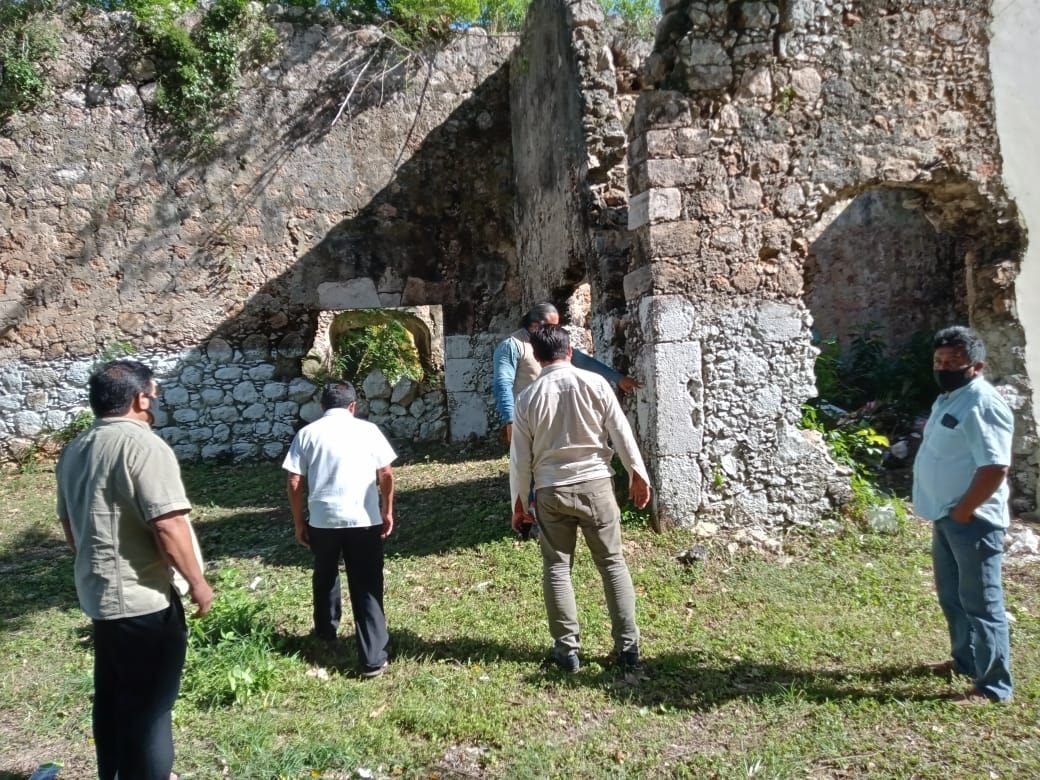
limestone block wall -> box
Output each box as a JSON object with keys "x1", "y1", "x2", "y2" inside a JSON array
[
  {"x1": 0, "y1": 336, "x2": 450, "y2": 464},
  {"x1": 0, "y1": 8, "x2": 518, "y2": 461},
  {"x1": 626, "y1": 0, "x2": 1037, "y2": 525},
  {"x1": 992, "y1": 1, "x2": 1040, "y2": 511}
]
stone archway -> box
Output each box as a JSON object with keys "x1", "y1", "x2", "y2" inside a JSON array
[{"x1": 802, "y1": 176, "x2": 1035, "y2": 510}]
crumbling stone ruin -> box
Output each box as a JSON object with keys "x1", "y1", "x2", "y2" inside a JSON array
[{"x1": 2, "y1": 0, "x2": 1037, "y2": 529}]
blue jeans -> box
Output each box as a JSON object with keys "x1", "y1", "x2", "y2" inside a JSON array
[{"x1": 932, "y1": 517, "x2": 1013, "y2": 701}]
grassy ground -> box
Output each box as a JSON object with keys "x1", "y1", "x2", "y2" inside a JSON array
[{"x1": 2, "y1": 441, "x2": 1039, "y2": 779}]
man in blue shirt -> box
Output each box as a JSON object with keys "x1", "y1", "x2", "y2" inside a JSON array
[
  {"x1": 492, "y1": 303, "x2": 640, "y2": 445},
  {"x1": 912, "y1": 326, "x2": 1014, "y2": 703}
]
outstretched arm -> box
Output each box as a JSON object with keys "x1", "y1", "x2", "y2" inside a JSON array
[
  {"x1": 572, "y1": 348, "x2": 642, "y2": 393},
  {"x1": 493, "y1": 338, "x2": 521, "y2": 441}
]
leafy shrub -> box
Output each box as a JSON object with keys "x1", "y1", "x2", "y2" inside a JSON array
[
  {"x1": 53, "y1": 409, "x2": 96, "y2": 446},
  {"x1": 145, "y1": 0, "x2": 278, "y2": 147},
  {"x1": 181, "y1": 569, "x2": 283, "y2": 708},
  {"x1": 87, "y1": 0, "x2": 278, "y2": 148},
  {"x1": 802, "y1": 403, "x2": 908, "y2": 530},
  {"x1": 812, "y1": 324, "x2": 936, "y2": 423},
  {"x1": 599, "y1": 0, "x2": 658, "y2": 36},
  {"x1": 0, "y1": 0, "x2": 59, "y2": 120},
  {"x1": 333, "y1": 317, "x2": 424, "y2": 388},
  {"x1": 478, "y1": 0, "x2": 529, "y2": 32}
]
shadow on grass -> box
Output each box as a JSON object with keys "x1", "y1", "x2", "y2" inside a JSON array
[
  {"x1": 0, "y1": 528, "x2": 78, "y2": 624},
  {"x1": 271, "y1": 627, "x2": 957, "y2": 709},
  {"x1": 561, "y1": 651, "x2": 964, "y2": 711},
  {"x1": 187, "y1": 471, "x2": 511, "y2": 565}
]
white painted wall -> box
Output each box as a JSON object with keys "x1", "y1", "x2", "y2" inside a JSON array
[{"x1": 991, "y1": 0, "x2": 1040, "y2": 507}]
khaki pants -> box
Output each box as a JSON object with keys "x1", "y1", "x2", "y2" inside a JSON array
[{"x1": 535, "y1": 477, "x2": 639, "y2": 655}]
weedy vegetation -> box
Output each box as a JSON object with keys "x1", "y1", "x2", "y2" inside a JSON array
[{"x1": 2, "y1": 440, "x2": 1038, "y2": 779}]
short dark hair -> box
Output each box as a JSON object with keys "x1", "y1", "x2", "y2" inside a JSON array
[
  {"x1": 89, "y1": 360, "x2": 154, "y2": 418},
  {"x1": 520, "y1": 303, "x2": 558, "y2": 329},
  {"x1": 530, "y1": 324, "x2": 570, "y2": 363},
  {"x1": 933, "y1": 325, "x2": 986, "y2": 364},
  {"x1": 322, "y1": 380, "x2": 357, "y2": 410}
]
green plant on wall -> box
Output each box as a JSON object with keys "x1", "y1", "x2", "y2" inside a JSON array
[
  {"x1": 0, "y1": 0, "x2": 59, "y2": 120},
  {"x1": 99, "y1": 339, "x2": 138, "y2": 363},
  {"x1": 333, "y1": 317, "x2": 424, "y2": 389},
  {"x1": 88, "y1": 0, "x2": 279, "y2": 149},
  {"x1": 144, "y1": 0, "x2": 279, "y2": 149},
  {"x1": 599, "y1": 0, "x2": 658, "y2": 37}
]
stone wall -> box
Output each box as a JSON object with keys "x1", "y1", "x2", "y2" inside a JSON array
[
  {"x1": 509, "y1": 0, "x2": 643, "y2": 370},
  {"x1": 1, "y1": 8, "x2": 518, "y2": 460},
  {"x1": 625, "y1": 0, "x2": 1036, "y2": 525},
  {"x1": 3, "y1": 0, "x2": 1037, "y2": 526}
]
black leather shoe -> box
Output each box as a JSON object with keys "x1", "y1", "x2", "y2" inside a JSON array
[{"x1": 551, "y1": 649, "x2": 580, "y2": 673}]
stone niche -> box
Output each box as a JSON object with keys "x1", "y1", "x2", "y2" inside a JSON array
[
  {"x1": 805, "y1": 187, "x2": 963, "y2": 352},
  {"x1": 304, "y1": 306, "x2": 450, "y2": 443}
]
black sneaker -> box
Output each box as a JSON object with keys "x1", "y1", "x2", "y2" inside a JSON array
[
  {"x1": 616, "y1": 648, "x2": 640, "y2": 671},
  {"x1": 360, "y1": 660, "x2": 389, "y2": 679},
  {"x1": 551, "y1": 648, "x2": 580, "y2": 673}
]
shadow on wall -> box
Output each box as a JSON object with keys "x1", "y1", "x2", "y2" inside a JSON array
[
  {"x1": 28, "y1": 55, "x2": 517, "y2": 459},
  {"x1": 198, "y1": 59, "x2": 518, "y2": 353}
]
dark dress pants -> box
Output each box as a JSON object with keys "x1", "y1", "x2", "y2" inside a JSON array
[
  {"x1": 92, "y1": 596, "x2": 187, "y2": 780},
  {"x1": 309, "y1": 524, "x2": 389, "y2": 669}
]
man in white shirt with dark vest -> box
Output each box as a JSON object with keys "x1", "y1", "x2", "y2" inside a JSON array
[
  {"x1": 510, "y1": 324, "x2": 651, "y2": 672},
  {"x1": 283, "y1": 380, "x2": 397, "y2": 678}
]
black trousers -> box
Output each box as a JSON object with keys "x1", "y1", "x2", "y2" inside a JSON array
[
  {"x1": 309, "y1": 524, "x2": 389, "y2": 669},
  {"x1": 92, "y1": 596, "x2": 187, "y2": 780}
]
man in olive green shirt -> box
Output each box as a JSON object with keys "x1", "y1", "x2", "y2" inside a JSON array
[{"x1": 57, "y1": 360, "x2": 212, "y2": 780}]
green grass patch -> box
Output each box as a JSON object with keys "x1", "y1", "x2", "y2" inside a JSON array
[{"x1": 2, "y1": 445, "x2": 1039, "y2": 778}]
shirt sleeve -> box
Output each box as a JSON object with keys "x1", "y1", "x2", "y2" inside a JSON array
[
  {"x1": 509, "y1": 397, "x2": 534, "y2": 511},
  {"x1": 55, "y1": 451, "x2": 68, "y2": 520},
  {"x1": 492, "y1": 337, "x2": 521, "y2": 424},
  {"x1": 964, "y1": 396, "x2": 1013, "y2": 468},
  {"x1": 600, "y1": 379, "x2": 650, "y2": 485},
  {"x1": 131, "y1": 436, "x2": 192, "y2": 523},
  {"x1": 282, "y1": 433, "x2": 306, "y2": 476},
  {"x1": 572, "y1": 347, "x2": 623, "y2": 386},
  {"x1": 372, "y1": 428, "x2": 398, "y2": 469}
]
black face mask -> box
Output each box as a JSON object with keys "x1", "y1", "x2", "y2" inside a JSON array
[{"x1": 934, "y1": 368, "x2": 974, "y2": 393}]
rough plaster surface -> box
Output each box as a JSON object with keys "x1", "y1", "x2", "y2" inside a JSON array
[{"x1": 991, "y1": 0, "x2": 1040, "y2": 509}]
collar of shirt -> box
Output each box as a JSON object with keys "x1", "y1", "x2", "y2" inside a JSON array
[
  {"x1": 95, "y1": 416, "x2": 150, "y2": 430},
  {"x1": 939, "y1": 375, "x2": 980, "y2": 402},
  {"x1": 322, "y1": 407, "x2": 355, "y2": 418},
  {"x1": 538, "y1": 361, "x2": 572, "y2": 375}
]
